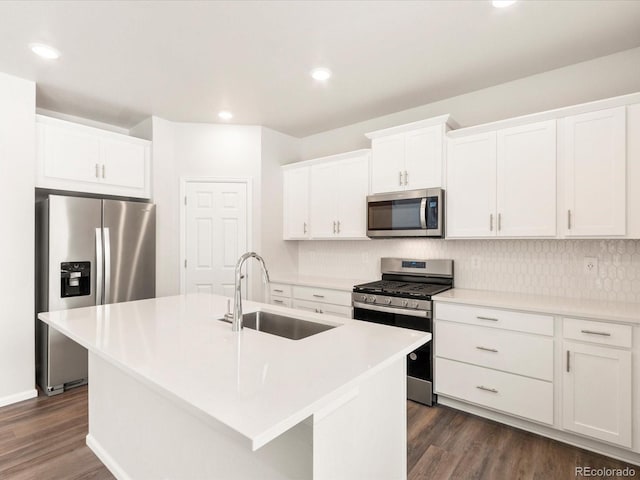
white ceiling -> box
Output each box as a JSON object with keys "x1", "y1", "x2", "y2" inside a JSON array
[{"x1": 1, "y1": 1, "x2": 639, "y2": 137}]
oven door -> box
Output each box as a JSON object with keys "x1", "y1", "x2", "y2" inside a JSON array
[{"x1": 353, "y1": 304, "x2": 434, "y2": 405}]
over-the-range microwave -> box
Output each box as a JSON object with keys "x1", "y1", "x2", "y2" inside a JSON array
[{"x1": 366, "y1": 188, "x2": 444, "y2": 238}]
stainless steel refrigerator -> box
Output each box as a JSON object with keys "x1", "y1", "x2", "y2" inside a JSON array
[{"x1": 36, "y1": 194, "x2": 155, "y2": 395}]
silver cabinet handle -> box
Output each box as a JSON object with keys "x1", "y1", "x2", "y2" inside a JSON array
[
  {"x1": 489, "y1": 213, "x2": 493, "y2": 232},
  {"x1": 567, "y1": 210, "x2": 572, "y2": 230},
  {"x1": 498, "y1": 213, "x2": 502, "y2": 231},
  {"x1": 398, "y1": 171, "x2": 403, "y2": 186},
  {"x1": 337, "y1": 220, "x2": 340, "y2": 234},
  {"x1": 332, "y1": 221, "x2": 336, "y2": 234},
  {"x1": 95, "y1": 163, "x2": 100, "y2": 178},
  {"x1": 319, "y1": 309, "x2": 323, "y2": 314},
  {"x1": 273, "y1": 289, "x2": 283, "y2": 293},
  {"x1": 102, "y1": 164, "x2": 106, "y2": 178},
  {"x1": 476, "y1": 386, "x2": 498, "y2": 393},
  {"x1": 580, "y1": 329, "x2": 611, "y2": 337},
  {"x1": 476, "y1": 316, "x2": 499, "y2": 322},
  {"x1": 476, "y1": 346, "x2": 498, "y2": 353},
  {"x1": 404, "y1": 170, "x2": 408, "y2": 185},
  {"x1": 273, "y1": 299, "x2": 284, "y2": 304},
  {"x1": 303, "y1": 222, "x2": 307, "y2": 234},
  {"x1": 312, "y1": 294, "x2": 325, "y2": 298},
  {"x1": 566, "y1": 350, "x2": 570, "y2": 373}
]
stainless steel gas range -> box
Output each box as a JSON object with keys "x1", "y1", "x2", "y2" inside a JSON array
[{"x1": 352, "y1": 258, "x2": 454, "y2": 406}]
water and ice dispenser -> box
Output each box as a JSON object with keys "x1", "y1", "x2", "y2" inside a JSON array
[{"x1": 60, "y1": 262, "x2": 91, "y2": 297}]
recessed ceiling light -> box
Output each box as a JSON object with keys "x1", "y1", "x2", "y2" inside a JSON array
[
  {"x1": 218, "y1": 111, "x2": 233, "y2": 120},
  {"x1": 492, "y1": 0, "x2": 517, "y2": 7},
  {"x1": 29, "y1": 43, "x2": 60, "y2": 60},
  {"x1": 311, "y1": 68, "x2": 332, "y2": 81}
]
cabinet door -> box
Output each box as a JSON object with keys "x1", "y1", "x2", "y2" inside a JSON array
[
  {"x1": 496, "y1": 120, "x2": 556, "y2": 237},
  {"x1": 370, "y1": 135, "x2": 404, "y2": 193},
  {"x1": 562, "y1": 341, "x2": 632, "y2": 448},
  {"x1": 41, "y1": 123, "x2": 101, "y2": 184},
  {"x1": 404, "y1": 126, "x2": 443, "y2": 189},
  {"x1": 283, "y1": 167, "x2": 310, "y2": 239},
  {"x1": 446, "y1": 133, "x2": 497, "y2": 237},
  {"x1": 310, "y1": 162, "x2": 339, "y2": 238},
  {"x1": 101, "y1": 138, "x2": 147, "y2": 189},
  {"x1": 337, "y1": 153, "x2": 369, "y2": 238},
  {"x1": 563, "y1": 107, "x2": 626, "y2": 236}
]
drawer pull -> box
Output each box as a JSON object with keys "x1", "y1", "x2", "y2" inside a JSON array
[
  {"x1": 476, "y1": 385, "x2": 498, "y2": 394},
  {"x1": 566, "y1": 350, "x2": 570, "y2": 373},
  {"x1": 476, "y1": 346, "x2": 498, "y2": 353},
  {"x1": 580, "y1": 329, "x2": 611, "y2": 337},
  {"x1": 273, "y1": 289, "x2": 284, "y2": 293},
  {"x1": 476, "y1": 316, "x2": 499, "y2": 322},
  {"x1": 312, "y1": 294, "x2": 325, "y2": 298},
  {"x1": 273, "y1": 299, "x2": 284, "y2": 304}
]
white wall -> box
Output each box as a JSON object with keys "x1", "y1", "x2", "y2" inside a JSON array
[
  {"x1": 260, "y1": 127, "x2": 300, "y2": 280},
  {"x1": 0, "y1": 73, "x2": 37, "y2": 406},
  {"x1": 150, "y1": 118, "x2": 264, "y2": 298},
  {"x1": 299, "y1": 46, "x2": 640, "y2": 159}
]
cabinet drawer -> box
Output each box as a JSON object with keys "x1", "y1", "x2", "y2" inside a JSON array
[
  {"x1": 436, "y1": 321, "x2": 553, "y2": 381},
  {"x1": 270, "y1": 283, "x2": 292, "y2": 298},
  {"x1": 270, "y1": 296, "x2": 292, "y2": 308},
  {"x1": 292, "y1": 285, "x2": 351, "y2": 306},
  {"x1": 563, "y1": 318, "x2": 632, "y2": 348},
  {"x1": 435, "y1": 302, "x2": 553, "y2": 336},
  {"x1": 435, "y1": 358, "x2": 553, "y2": 425},
  {"x1": 291, "y1": 299, "x2": 352, "y2": 319}
]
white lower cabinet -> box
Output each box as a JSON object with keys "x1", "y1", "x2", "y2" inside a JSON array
[
  {"x1": 562, "y1": 338, "x2": 632, "y2": 448},
  {"x1": 436, "y1": 358, "x2": 554, "y2": 425},
  {"x1": 435, "y1": 300, "x2": 639, "y2": 462},
  {"x1": 268, "y1": 282, "x2": 352, "y2": 319}
]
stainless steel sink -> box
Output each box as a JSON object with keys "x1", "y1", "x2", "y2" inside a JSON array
[{"x1": 219, "y1": 311, "x2": 337, "y2": 340}]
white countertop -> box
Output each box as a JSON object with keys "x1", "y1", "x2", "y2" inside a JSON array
[
  {"x1": 434, "y1": 288, "x2": 640, "y2": 325},
  {"x1": 269, "y1": 274, "x2": 371, "y2": 291},
  {"x1": 39, "y1": 294, "x2": 429, "y2": 450}
]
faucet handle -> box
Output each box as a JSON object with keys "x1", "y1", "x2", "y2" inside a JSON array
[
  {"x1": 227, "y1": 299, "x2": 231, "y2": 314},
  {"x1": 223, "y1": 299, "x2": 233, "y2": 322}
]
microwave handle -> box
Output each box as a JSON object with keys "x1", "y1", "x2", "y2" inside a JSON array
[{"x1": 419, "y1": 198, "x2": 427, "y2": 229}]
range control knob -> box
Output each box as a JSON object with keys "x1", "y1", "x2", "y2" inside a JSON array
[
  {"x1": 410, "y1": 301, "x2": 419, "y2": 309},
  {"x1": 384, "y1": 298, "x2": 392, "y2": 305},
  {"x1": 367, "y1": 296, "x2": 376, "y2": 303},
  {"x1": 359, "y1": 295, "x2": 367, "y2": 302},
  {"x1": 402, "y1": 300, "x2": 409, "y2": 307}
]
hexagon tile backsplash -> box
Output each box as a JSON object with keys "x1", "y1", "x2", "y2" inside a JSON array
[{"x1": 297, "y1": 239, "x2": 640, "y2": 302}]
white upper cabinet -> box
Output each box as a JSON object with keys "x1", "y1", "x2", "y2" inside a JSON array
[
  {"x1": 496, "y1": 120, "x2": 557, "y2": 237},
  {"x1": 36, "y1": 115, "x2": 151, "y2": 198},
  {"x1": 283, "y1": 166, "x2": 310, "y2": 240},
  {"x1": 562, "y1": 107, "x2": 626, "y2": 237},
  {"x1": 283, "y1": 150, "x2": 370, "y2": 240},
  {"x1": 367, "y1": 116, "x2": 455, "y2": 194},
  {"x1": 446, "y1": 132, "x2": 497, "y2": 238}
]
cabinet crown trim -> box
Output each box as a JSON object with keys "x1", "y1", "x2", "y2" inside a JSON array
[
  {"x1": 281, "y1": 148, "x2": 370, "y2": 170},
  {"x1": 365, "y1": 114, "x2": 458, "y2": 139},
  {"x1": 448, "y1": 91, "x2": 640, "y2": 138}
]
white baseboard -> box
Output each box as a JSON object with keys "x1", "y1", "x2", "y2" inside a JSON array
[
  {"x1": 86, "y1": 434, "x2": 131, "y2": 480},
  {"x1": 0, "y1": 388, "x2": 37, "y2": 408}
]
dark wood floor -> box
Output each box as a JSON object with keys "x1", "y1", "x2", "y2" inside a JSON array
[{"x1": 0, "y1": 387, "x2": 638, "y2": 479}]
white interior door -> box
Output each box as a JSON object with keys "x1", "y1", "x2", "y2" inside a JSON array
[{"x1": 185, "y1": 181, "x2": 248, "y2": 298}]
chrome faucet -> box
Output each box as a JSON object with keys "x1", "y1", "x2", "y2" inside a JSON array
[{"x1": 231, "y1": 252, "x2": 270, "y2": 332}]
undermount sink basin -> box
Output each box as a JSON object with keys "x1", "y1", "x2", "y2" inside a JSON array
[{"x1": 219, "y1": 311, "x2": 337, "y2": 340}]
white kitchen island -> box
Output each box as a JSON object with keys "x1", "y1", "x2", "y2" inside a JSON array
[{"x1": 39, "y1": 293, "x2": 430, "y2": 480}]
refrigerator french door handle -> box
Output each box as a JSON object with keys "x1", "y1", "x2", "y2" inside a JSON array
[
  {"x1": 95, "y1": 228, "x2": 103, "y2": 306},
  {"x1": 103, "y1": 227, "x2": 111, "y2": 304}
]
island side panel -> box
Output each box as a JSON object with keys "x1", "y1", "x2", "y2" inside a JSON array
[
  {"x1": 312, "y1": 357, "x2": 407, "y2": 480},
  {"x1": 86, "y1": 352, "x2": 312, "y2": 480}
]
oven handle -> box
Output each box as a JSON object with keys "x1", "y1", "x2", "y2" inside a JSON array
[{"x1": 353, "y1": 301, "x2": 430, "y2": 318}]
